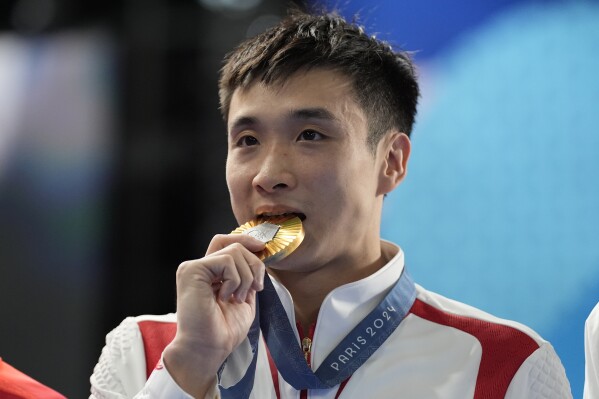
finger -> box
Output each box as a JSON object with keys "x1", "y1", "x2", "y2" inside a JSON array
[
  {"x1": 180, "y1": 243, "x2": 264, "y2": 302},
  {"x1": 209, "y1": 241, "x2": 265, "y2": 293},
  {"x1": 211, "y1": 253, "x2": 242, "y2": 301},
  {"x1": 178, "y1": 254, "x2": 241, "y2": 298},
  {"x1": 244, "y1": 288, "x2": 257, "y2": 309},
  {"x1": 210, "y1": 248, "x2": 260, "y2": 302},
  {"x1": 250, "y1": 263, "x2": 265, "y2": 292},
  {"x1": 227, "y1": 243, "x2": 256, "y2": 303},
  {"x1": 238, "y1": 248, "x2": 265, "y2": 292},
  {"x1": 206, "y1": 233, "x2": 266, "y2": 255}
]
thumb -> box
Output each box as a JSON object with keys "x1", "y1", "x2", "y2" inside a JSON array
[{"x1": 206, "y1": 233, "x2": 266, "y2": 255}]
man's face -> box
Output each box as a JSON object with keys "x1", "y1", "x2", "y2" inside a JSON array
[{"x1": 226, "y1": 68, "x2": 389, "y2": 273}]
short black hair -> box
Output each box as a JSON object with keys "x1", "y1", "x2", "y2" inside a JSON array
[{"x1": 219, "y1": 9, "x2": 420, "y2": 150}]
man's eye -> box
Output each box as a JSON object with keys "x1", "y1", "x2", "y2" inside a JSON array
[
  {"x1": 236, "y1": 136, "x2": 259, "y2": 147},
  {"x1": 297, "y1": 130, "x2": 324, "y2": 141}
]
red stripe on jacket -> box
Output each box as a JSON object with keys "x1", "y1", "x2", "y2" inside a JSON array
[
  {"x1": 137, "y1": 320, "x2": 177, "y2": 378},
  {"x1": 409, "y1": 299, "x2": 539, "y2": 399}
]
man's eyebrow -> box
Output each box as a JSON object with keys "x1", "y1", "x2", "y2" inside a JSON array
[
  {"x1": 228, "y1": 116, "x2": 257, "y2": 134},
  {"x1": 228, "y1": 107, "x2": 337, "y2": 135},
  {"x1": 290, "y1": 107, "x2": 338, "y2": 122}
]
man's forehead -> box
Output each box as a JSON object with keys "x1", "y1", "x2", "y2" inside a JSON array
[
  {"x1": 227, "y1": 69, "x2": 362, "y2": 127},
  {"x1": 234, "y1": 68, "x2": 354, "y2": 101}
]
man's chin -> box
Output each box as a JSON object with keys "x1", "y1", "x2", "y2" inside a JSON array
[
  {"x1": 266, "y1": 256, "x2": 300, "y2": 272},
  {"x1": 265, "y1": 247, "x2": 310, "y2": 273}
]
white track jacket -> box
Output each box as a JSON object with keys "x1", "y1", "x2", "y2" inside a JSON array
[{"x1": 90, "y1": 242, "x2": 572, "y2": 399}]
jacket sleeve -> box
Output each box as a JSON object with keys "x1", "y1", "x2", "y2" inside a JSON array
[
  {"x1": 504, "y1": 342, "x2": 572, "y2": 399},
  {"x1": 89, "y1": 317, "x2": 217, "y2": 399}
]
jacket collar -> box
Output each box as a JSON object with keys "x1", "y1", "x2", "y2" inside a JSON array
[{"x1": 269, "y1": 240, "x2": 405, "y2": 369}]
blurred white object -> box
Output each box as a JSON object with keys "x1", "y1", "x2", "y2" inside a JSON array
[
  {"x1": 0, "y1": 35, "x2": 27, "y2": 178},
  {"x1": 584, "y1": 303, "x2": 599, "y2": 399}
]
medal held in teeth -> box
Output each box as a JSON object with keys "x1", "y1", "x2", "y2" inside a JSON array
[{"x1": 231, "y1": 214, "x2": 304, "y2": 265}]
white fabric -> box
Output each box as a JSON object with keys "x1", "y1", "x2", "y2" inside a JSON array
[
  {"x1": 584, "y1": 302, "x2": 599, "y2": 399},
  {"x1": 90, "y1": 242, "x2": 572, "y2": 398}
]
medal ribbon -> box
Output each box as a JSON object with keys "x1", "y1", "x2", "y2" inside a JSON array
[{"x1": 219, "y1": 268, "x2": 416, "y2": 398}]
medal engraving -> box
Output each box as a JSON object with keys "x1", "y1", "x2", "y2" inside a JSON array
[{"x1": 244, "y1": 223, "x2": 280, "y2": 243}]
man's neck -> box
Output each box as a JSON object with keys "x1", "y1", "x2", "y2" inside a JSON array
[{"x1": 269, "y1": 241, "x2": 390, "y2": 336}]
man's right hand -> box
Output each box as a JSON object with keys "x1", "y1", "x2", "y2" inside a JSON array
[{"x1": 163, "y1": 234, "x2": 266, "y2": 398}]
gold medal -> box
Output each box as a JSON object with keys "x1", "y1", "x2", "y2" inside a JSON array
[{"x1": 231, "y1": 215, "x2": 304, "y2": 265}]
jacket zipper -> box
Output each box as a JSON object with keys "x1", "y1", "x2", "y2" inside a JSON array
[
  {"x1": 298, "y1": 322, "x2": 316, "y2": 399},
  {"x1": 269, "y1": 321, "x2": 348, "y2": 399},
  {"x1": 302, "y1": 336, "x2": 312, "y2": 365}
]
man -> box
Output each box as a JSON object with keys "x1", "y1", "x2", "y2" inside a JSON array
[
  {"x1": 585, "y1": 302, "x2": 599, "y2": 398},
  {"x1": 90, "y1": 9, "x2": 572, "y2": 398}
]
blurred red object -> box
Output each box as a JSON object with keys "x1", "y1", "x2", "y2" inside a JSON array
[{"x1": 0, "y1": 357, "x2": 66, "y2": 399}]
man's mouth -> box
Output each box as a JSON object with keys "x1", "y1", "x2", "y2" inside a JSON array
[{"x1": 257, "y1": 212, "x2": 306, "y2": 221}]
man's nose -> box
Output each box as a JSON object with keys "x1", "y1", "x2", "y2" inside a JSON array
[{"x1": 252, "y1": 150, "x2": 296, "y2": 194}]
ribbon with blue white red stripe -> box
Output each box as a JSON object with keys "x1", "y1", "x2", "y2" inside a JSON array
[{"x1": 219, "y1": 268, "x2": 416, "y2": 398}]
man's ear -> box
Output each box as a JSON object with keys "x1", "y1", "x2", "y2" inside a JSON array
[{"x1": 377, "y1": 131, "x2": 411, "y2": 196}]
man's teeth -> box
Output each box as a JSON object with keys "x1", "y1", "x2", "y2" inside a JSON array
[{"x1": 259, "y1": 212, "x2": 306, "y2": 220}]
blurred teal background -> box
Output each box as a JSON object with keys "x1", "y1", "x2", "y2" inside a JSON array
[{"x1": 335, "y1": 1, "x2": 599, "y2": 397}]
